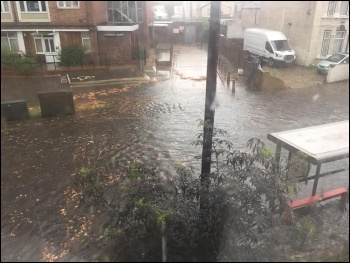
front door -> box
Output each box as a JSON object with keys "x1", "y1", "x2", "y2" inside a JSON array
[
  {"x1": 185, "y1": 26, "x2": 196, "y2": 44},
  {"x1": 43, "y1": 36, "x2": 56, "y2": 63}
]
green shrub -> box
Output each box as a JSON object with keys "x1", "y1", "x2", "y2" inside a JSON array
[
  {"x1": 17, "y1": 56, "x2": 39, "y2": 73},
  {"x1": 58, "y1": 44, "x2": 85, "y2": 67},
  {"x1": 1, "y1": 49, "x2": 39, "y2": 73}
]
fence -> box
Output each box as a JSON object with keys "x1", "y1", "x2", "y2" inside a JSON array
[
  {"x1": 1, "y1": 53, "x2": 101, "y2": 71},
  {"x1": 1, "y1": 47, "x2": 149, "y2": 72},
  {"x1": 218, "y1": 35, "x2": 247, "y2": 70}
]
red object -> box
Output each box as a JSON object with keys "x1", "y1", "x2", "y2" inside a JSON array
[
  {"x1": 289, "y1": 195, "x2": 319, "y2": 209},
  {"x1": 284, "y1": 188, "x2": 349, "y2": 224}
]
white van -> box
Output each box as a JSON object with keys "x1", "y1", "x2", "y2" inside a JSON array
[{"x1": 243, "y1": 28, "x2": 296, "y2": 67}]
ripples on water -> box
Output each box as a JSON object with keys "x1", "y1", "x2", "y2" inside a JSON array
[
  {"x1": 127, "y1": 77, "x2": 348, "y2": 172},
  {"x1": 1, "y1": 75, "x2": 348, "y2": 261}
]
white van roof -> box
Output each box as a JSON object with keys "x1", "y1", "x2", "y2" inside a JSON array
[{"x1": 245, "y1": 28, "x2": 287, "y2": 41}]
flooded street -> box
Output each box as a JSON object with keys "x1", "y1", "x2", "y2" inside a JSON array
[{"x1": 1, "y1": 45, "x2": 349, "y2": 261}]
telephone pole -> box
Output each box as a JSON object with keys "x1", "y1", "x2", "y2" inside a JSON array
[{"x1": 200, "y1": 1, "x2": 221, "y2": 209}]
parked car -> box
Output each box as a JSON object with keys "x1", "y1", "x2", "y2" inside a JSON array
[{"x1": 317, "y1": 53, "x2": 349, "y2": 74}]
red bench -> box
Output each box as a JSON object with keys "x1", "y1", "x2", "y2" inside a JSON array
[{"x1": 284, "y1": 188, "x2": 349, "y2": 224}]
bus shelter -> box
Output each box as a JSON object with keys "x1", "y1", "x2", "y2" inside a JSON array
[{"x1": 267, "y1": 121, "x2": 349, "y2": 221}]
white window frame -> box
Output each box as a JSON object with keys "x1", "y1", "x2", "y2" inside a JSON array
[
  {"x1": 33, "y1": 34, "x2": 55, "y2": 54},
  {"x1": 1, "y1": 1, "x2": 10, "y2": 12},
  {"x1": 327, "y1": 1, "x2": 337, "y2": 16},
  {"x1": 1, "y1": 32, "x2": 19, "y2": 52},
  {"x1": 18, "y1": 1, "x2": 48, "y2": 12},
  {"x1": 206, "y1": 7, "x2": 210, "y2": 17},
  {"x1": 333, "y1": 31, "x2": 345, "y2": 54},
  {"x1": 236, "y1": 4, "x2": 241, "y2": 11},
  {"x1": 57, "y1": 1, "x2": 79, "y2": 9},
  {"x1": 15, "y1": 1, "x2": 50, "y2": 22},
  {"x1": 1, "y1": 1, "x2": 14, "y2": 21},
  {"x1": 321, "y1": 30, "x2": 331, "y2": 57},
  {"x1": 107, "y1": 1, "x2": 144, "y2": 23},
  {"x1": 339, "y1": 1, "x2": 349, "y2": 16},
  {"x1": 81, "y1": 32, "x2": 91, "y2": 53}
]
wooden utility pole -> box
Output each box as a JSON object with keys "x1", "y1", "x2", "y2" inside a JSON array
[
  {"x1": 200, "y1": 1, "x2": 221, "y2": 209},
  {"x1": 198, "y1": 4, "x2": 221, "y2": 261}
]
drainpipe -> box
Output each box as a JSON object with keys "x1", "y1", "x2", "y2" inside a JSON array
[{"x1": 254, "y1": 9, "x2": 257, "y2": 25}]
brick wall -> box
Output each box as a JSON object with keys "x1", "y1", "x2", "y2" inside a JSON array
[
  {"x1": 90, "y1": 1, "x2": 107, "y2": 25},
  {"x1": 48, "y1": 1, "x2": 89, "y2": 26},
  {"x1": 59, "y1": 32, "x2": 82, "y2": 47},
  {"x1": 97, "y1": 32, "x2": 133, "y2": 64},
  {"x1": 2, "y1": 1, "x2": 91, "y2": 27},
  {"x1": 135, "y1": 1, "x2": 153, "y2": 48}
]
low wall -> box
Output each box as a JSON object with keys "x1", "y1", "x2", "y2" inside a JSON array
[
  {"x1": 253, "y1": 69, "x2": 287, "y2": 91},
  {"x1": 1, "y1": 66, "x2": 109, "y2": 77},
  {"x1": 218, "y1": 35, "x2": 287, "y2": 92},
  {"x1": 326, "y1": 64, "x2": 349, "y2": 83}
]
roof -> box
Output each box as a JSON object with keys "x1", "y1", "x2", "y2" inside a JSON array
[{"x1": 242, "y1": 1, "x2": 261, "y2": 9}]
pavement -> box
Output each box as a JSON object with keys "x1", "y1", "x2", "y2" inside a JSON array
[
  {"x1": 64, "y1": 43, "x2": 210, "y2": 87},
  {"x1": 64, "y1": 43, "x2": 328, "y2": 90}
]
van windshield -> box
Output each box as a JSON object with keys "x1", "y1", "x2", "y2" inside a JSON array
[{"x1": 271, "y1": 40, "x2": 292, "y2": 51}]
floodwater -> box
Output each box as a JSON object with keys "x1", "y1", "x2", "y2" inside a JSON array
[{"x1": 1, "y1": 46, "x2": 349, "y2": 261}]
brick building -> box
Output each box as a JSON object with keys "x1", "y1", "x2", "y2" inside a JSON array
[{"x1": 1, "y1": 1, "x2": 153, "y2": 65}]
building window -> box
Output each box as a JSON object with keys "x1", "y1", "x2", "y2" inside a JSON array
[
  {"x1": 34, "y1": 34, "x2": 54, "y2": 53},
  {"x1": 1, "y1": 1, "x2": 10, "y2": 12},
  {"x1": 81, "y1": 32, "x2": 91, "y2": 52},
  {"x1": 57, "y1": 1, "x2": 79, "y2": 9},
  {"x1": 19, "y1": 1, "x2": 47, "y2": 12},
  {"x1": 339, "y1": 1, "x2": 349, "y2": 15},
  {"x1": 327, "y1": 1, "x2": 336, "y2": 16},
  {"x1": 1, "y1": 32, "x2": 19, "y2": 52},
  {"x1": 321, "y1": 30, "x2": 331, "y2": 57},
  {"x1": 236, "y1": 4, "x2": 241, "y2": 11},
  {"x1": 265, "y1": 42, "x2": 273, "y2": 53},
  {"x1": 333, "y1": 31, "x2": 345, "y2": 54},
  {"x1": 107, "y1": 1, "x2": 143, "y2": 23},
  {"x1": 206, "y1": 7, "x2": 210, "y2": 16}
]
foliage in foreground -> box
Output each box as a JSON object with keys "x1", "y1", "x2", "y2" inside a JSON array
[{"x1": 72, "y1": 123, "x2": 296, "y2": 261}]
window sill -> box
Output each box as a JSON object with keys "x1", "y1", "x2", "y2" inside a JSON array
[
  {"x1": 20, "y1": 11, "x2": 49, "y2": 13},
  {"x1": 321, "y1": 15, "x2": 349, "y2": 19},
  {"x1": 57, "y1": 7, "x2": 80, "y2": 10}
]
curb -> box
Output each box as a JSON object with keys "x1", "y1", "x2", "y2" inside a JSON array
[{"x1": 69, "y1": 75, "x2": 151, "y2": 87}]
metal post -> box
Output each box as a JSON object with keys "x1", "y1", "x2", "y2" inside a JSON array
[
  {"x1": 273, "y1": 145, "x2": 282, "y2": 173},
  {"x1": 141, "y1": 61, "x2": 145, "y2": 75},
  {"x1": 227, "y1": 72, "x2": 230, "y2": 87},
  {"x1": 312, "y1": 164, "x2": 321, "y2": 196},
  {"x1": 53, "y1": 55, "x2": 56, "y2": 70},
  {"x1": 231, "y1": 79, "x2": 235, "y2": 93}
]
